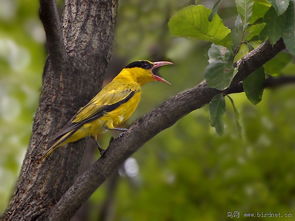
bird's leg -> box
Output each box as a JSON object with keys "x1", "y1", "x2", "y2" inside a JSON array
[
  {"x1": 104, "y1": 120, "x2": 129, "y2": 138},
  {"x1": 103, "y1": 125, "x2": 128, "y2": 138},
  {"x1": 91, "y1": 137, "x2": 105, "y2": 156},
  {"x1": 96, "y1": 137, "x2": 114, "y2": 159}
]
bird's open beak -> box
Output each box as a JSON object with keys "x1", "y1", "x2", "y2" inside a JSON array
[{"x1": 151, "y1": 61, "x2": 173, "y2": 85}]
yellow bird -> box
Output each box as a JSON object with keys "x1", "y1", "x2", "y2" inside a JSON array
[{"x1": 40, "y1": 60, "x2": 173, "y2": 161}]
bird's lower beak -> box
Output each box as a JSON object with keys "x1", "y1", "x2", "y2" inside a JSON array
[
  {"x1": 152, "y1": 75, "x2": 172, "y2": 85},
  {"x1": 151, "y1": 61, "x2": 173, "y2": 85}
]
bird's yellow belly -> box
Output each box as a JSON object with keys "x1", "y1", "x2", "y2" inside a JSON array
[
  {"x1": 65, "y1": 92, "x2": 141, "y2": 143},
  {"x1": 101, "y1": 92, "x2": 141, "y2": 129}
]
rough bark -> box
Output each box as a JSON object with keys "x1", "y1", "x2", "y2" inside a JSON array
[
  {"x1": 2, "y1": 0, "x2": 118, "y2": 220},
  {"x1": 48, "y1": 40, "x2": 286, "y2": 220}
]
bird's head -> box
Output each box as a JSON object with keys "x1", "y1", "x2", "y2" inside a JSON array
[{"x1": 123, "y1": 60, "x2": 173, "y2": 86}]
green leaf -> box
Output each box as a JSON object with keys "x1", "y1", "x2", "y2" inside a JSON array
[
  {"x1": 232, "y1": 15, "x2": 244, "y2": 48},
  {"x1": 168, "y1": 5, "x2": 231, "y2": 47},
  {"x1": 261, "y1": 7, "x2": 286, "y2": 44},
  {"x1": 247, "y1": 40, "x2": 263, "y2": 49},
  {"x1": 235, "y1": 0, "x2": 254, "y2": 29},
  {"x1": 246, "y1": 23, "x2": 266, "y2": 41},
  {"x1": 262, "y1": 2, "x2": 295, "y2": 53},
  {"x1": 243, "y1": 67, "x2": 265, "y2": 104},
  {"x1": 269, "y1": 0, "x2": 290, "y2": 15},
  {"x1": 282, "y1": 1, "x2": 295, "y2": 55},
  {"x1": 208, "y1": 43, "x2": 232, "y2": 63},
  {"x1": 204, "y1": 62, "x2": 234, "y2": 90},
  {"x1": 205, "y1": 44, "x2": 234, "y2": 90},
  {"x1": 209, "y1": 94, "x2": 226, "y2": 135},
  {"x1": 264, "y1": 52, "x2": 292, "y2": 75},
  {"x1": 234, "y1": 43, "x2": 249, "y2": 62},
  {"x1": 249, "y1": 0, "x2": 271, "y2": 23}
]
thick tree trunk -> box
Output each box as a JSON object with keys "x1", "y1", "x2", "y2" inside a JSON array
[{"x1": 2, "y1": 0, "x2": 118, "y2": 220}]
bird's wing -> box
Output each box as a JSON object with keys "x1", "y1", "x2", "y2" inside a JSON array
[
  {"x1": 72, "y1": 82, "x2": 139, "y2": 123},
  {"x1": 52, "y1": 82, "x2": 139, "y2": 141},
  {"x1": 72, "y1": 89, "x2": 137, "y2": 123}
]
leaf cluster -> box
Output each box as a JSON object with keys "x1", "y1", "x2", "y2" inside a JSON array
[{"x1": 168, "y1": 0, "x2": 295, "y2": 134}]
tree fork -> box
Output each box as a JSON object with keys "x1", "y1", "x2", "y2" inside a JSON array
[{"x1": 2, "y1": 0, "x2": 118, "y2": 220}]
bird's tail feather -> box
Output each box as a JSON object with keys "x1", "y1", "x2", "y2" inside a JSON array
[{"x1": 39, "y1": 131, "x2": 73, "y2": 162}]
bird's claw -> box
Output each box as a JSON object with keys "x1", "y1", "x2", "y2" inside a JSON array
[
  {"x1": 118, "y1": 131, "x2": 126, "y2": 139},
  {"x1": 99, "y1": 149, "x2": 107, "y2": 158}
]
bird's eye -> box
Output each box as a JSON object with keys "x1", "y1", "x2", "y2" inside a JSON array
[{"x1": 144, "y1": 62, "x2": 153, "y2": 69}]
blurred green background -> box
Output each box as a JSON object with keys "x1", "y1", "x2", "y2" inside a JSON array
[{"x1": 1, "y1": 0, "x2": 295, "y2": 220}]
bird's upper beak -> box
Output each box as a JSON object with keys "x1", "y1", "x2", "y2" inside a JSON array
[{"x1": 151, "y1": 61, "x2": 173, "y2": 85}]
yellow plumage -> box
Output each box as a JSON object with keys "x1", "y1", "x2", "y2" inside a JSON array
[{"x1": 40, "y1": 60, "x2": 172, "y2": 161}]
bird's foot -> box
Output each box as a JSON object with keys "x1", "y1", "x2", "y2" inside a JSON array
[
  {"x1": 99, "y1": 149, "x2": 107, "y2": 158},
  {"x1": 108, "y1": 127, "x2": 128, "y2": 133},
  {"x1": 91, "y1": 137, "x2": 107, "y2": 158},
  {"x1": 96, "y1": 144, "x2": 107, "y2": 158},
  {"x1": 117, "y1": 131, "x2": 127, "y2": 139}
]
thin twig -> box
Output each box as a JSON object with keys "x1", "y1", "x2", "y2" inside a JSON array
[{"x1": 224, "y1": 75, "x2": 295, "y2": 94}]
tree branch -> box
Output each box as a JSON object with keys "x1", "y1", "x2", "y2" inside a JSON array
[
  {"x1": 264, "y1": 75, "x2": 295, "y2": 88},
  {"x1": 48, "y1": 40, "x2": 287, "y2": 220},
  {"x1": 39, "y1": 0, "x2": 66, "y2": 70},
  {"x1": 225, "y1": 75, "x2": 295, "y2": 94},
  {"x1": 230, "y1": 39, "x2": 285, "y2": 86}
]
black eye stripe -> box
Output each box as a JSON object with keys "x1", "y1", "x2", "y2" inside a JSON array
[{"x1": 125, "y1": 60, "x2": 153, "y2": 69}]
